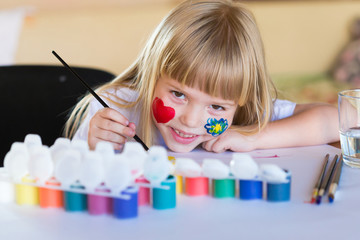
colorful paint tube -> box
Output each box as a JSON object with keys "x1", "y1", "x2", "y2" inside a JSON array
[
  {"x1": 0, "y1": 181, "x2": 14, "y2": 203},
  {"x1": 185, "y1": 177, "x2": 209, "y2": 196},
  {"x1": 113, "y1": 187, "x2": 138, "y2": 219},
  {"x1": 39, "y1": 178, "x2": 63, "y2": 208},
  {"x1": 168, "y1": 156, "x2": 176, "y2": 164},
  {"x1": 176, "y1": 175, "x2": 183, "y2": 194},
  {"x1": 87, "y1": 186, "x2": 112, "y2": 215},
  {"x1": 266, "y1": 170, "x2": 291, "y2": 202},
  {"x1": 135, "y1": 176, "x2": 150, "y2": 206},
  {"x1": 152, "y1": 175, "x2": 176, "y2": 210},
  {"x1": 167, "y1": 156, "x2": 182, "y2": 194},
  {"x1": 15, "y1": 175, "x2": 39, "y2": 205},
  {"x1": 63, "y1": 183, "x2": 87, "y2": 212},
  {"x1": 239, "y1": 179, "x2": 263, "y2": 200},
  {"x1": 212, "y1": 179, "x2": 235, "y2": 198}
]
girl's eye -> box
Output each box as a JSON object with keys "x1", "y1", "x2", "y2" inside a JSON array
[
  {"x1": 171, "y1": 91, "x2": 185, "y2": 99},
  {"x1": 210, "y1": 105, "x2": 225, "y2": 111}
]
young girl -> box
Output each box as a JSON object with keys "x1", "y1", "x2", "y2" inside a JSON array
[{"x1": 65, "y1": 0, "x2": 339, "y2": 153}]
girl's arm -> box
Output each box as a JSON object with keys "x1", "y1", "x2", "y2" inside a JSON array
[{"x1": 202, "y1": 103, "x2": 340, "y2": 153}]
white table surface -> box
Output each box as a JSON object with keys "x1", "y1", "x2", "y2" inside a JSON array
[{"x1": 1, "y1": 144, "x2": 359, "y2": 240}]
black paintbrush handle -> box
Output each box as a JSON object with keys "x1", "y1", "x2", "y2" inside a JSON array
[
  {"x1": 52, "y1": 51, "x2": 109, "y2": 108},
  {"x1": 52, "y1": 51, "x2": 149, "y2": 151}
]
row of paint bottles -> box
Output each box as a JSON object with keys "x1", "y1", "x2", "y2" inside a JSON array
[
  {"x1": 173, "y1": 154, "x2": 291, "y2": 201},
  {"x1": 1, "y1": 134, "x2": 135, "y2": 218},
  {"x1": 2, "y1": 134, "x2": 177, "y2": 217}
]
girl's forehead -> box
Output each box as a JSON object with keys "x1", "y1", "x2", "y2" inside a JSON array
[{"x1": 158, "y1": 76, "x2": 236, "y2": 106}]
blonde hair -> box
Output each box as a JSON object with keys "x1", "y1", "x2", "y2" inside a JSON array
[{"x1": 65, "y1": 0, "x2": 276, "y2": 146}]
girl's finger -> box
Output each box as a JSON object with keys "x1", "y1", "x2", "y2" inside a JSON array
[
  {"x1": 211, "y1": 141, "x2": 226, "y2": 153},
  {"x1": 202, "y1": 139, "x2": 215, "y2": 152},
  {"x1": 94, "y1": 118, "x2": 135, "y2": 138},
  {"x1": 88, "y1": 137, "x2": 124, "y2": 151},
  {"x1": 98, "y1": 108, "x2": 130, "y2": 126},
  {"x1": 128, "y1": 122, "x2": 136, "y2": 131},
  {"x1": 92, "y1": 127, "x2": 128, "y2": 144}
]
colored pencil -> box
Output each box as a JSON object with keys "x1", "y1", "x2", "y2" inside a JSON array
[
  {"x1": 52, "y1": 50, "x2": 149, "y2": 151},
  {"x1": 311, "y1": 154, "x2": 329, "y2": 203},
  {"x1": 315, "y1": 154, "x2": 338, "y2": 204},
  {"x1": 328, "y1": 154, "x2": 344, "y2": 203}
]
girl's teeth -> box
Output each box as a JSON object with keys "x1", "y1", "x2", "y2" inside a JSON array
[{"x1": 174, "y1": 129, "x2": 195, "y2": 138}]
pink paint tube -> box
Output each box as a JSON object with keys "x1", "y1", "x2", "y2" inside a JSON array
[
  {"x1": 185, "y1": 177, "x2": 209, "y2": 196},
  {"x1": 87, "y1": 185, "x2": 112, "y2": 215},
  {"x1": 135, "y1": 176, "x2": 150, "y2": 206}
]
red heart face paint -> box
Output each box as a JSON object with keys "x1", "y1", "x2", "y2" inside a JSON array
[{"x1": 152, "y1": 97, "x2": 175, "y2": 123}]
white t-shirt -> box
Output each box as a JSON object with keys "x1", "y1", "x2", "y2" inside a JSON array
[{"x1": 73, "y1": 87, "x2": 296, "y2": 146}]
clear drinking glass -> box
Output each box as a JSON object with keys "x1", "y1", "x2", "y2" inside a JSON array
[{"x1": 339, "y1": 89, "x2": 360, "y2": 168}]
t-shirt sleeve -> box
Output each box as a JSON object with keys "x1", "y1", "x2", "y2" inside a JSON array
[{"x1": 271, "y1": 99, "x2": 296, "y2": 121}]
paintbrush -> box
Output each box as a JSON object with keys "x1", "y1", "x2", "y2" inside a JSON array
[
  {"x1": 316, "y1": 154, "x2": 338, "y2": 204},
  {"x1": 328, "y1": 154, "x2": 344, "y2": 203},
  {"x1": 311, "y1": 154, "x2": 329, "y2": 203},
  {"x1": 52, "y1": 50, "x2": 149, "y2": 151}
]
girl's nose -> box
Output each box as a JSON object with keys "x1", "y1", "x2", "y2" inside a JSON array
[{"x1": 179, "y1": 105, "x2": 204, "y2": 128}]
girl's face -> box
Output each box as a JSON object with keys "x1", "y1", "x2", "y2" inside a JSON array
[{"x1": 152, "y1": 76, "x2": 237, "y2": 152}]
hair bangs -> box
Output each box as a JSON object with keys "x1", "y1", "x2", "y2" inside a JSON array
[{"x1": 160, "y1": 18, "x2": 248, "y2": 104}]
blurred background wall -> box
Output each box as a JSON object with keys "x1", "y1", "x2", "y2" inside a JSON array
[{"x1": 1, "y1": 0, "x2": 360, "y2": 76}]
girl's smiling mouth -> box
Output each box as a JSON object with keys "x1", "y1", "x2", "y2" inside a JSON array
[{"x1": 170, "y1": 127, "x2": 200, "y2": 144}]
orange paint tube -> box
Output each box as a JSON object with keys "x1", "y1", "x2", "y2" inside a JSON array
[{"x1": 39, "y1": 178, "x2": 63, "y2": 208}]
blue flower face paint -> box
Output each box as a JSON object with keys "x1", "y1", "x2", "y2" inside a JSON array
[{"x1": 204, "y1": 118, "x2": 228, "y2": 137}]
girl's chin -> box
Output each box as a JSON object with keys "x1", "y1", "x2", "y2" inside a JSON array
[{"x1": 165, "y1": 141, "x2": 199, "y2": 153}]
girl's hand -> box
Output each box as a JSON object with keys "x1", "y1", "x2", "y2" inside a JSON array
[
  {"x1": 88, "y1": 108, "x2": 136, "y2": 150},
  {"x1": 201, "y1": 129, "x2": 257, "y2": 153}
]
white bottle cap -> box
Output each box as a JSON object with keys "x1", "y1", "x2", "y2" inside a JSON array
[
  {"x1": 50, "y1": 138, "x2": 71, "y2": 164},
  {"x1": 53, "y1": 137, "x2": 71, "y2": 146},
  {"x1": 28, "y1": 145, "x2": 54, "y2": 183},
  {"x1": 10, "y1": 142, "x2": 27, "y2": 152},
  {"x1": 95, "y1": 141, "x2": 115, "y2": 169},
  {"x1": 4, "y1": 142, "x2": 27, "y2": 171},
  {"x1": 104, "y1": 155, "x2": 132, "y2": 192},
  {"x1": 4, "y1": 142, "x2": 30, "y2": 181},
  {"x1": 54, "y1": 149, "x2": 82, "y2": 187},
  {"x1": 71, "y1": 139, "x2": 89, "y2": 160},
  {"x1": 95, "y1": 141, "x2": 114, "y2": 152},
  {"x1": 174, "y1": 158, "x2": 202, "y2": 177},
  {"x1": 78, "y1": 151, "x2": 104, "y2": 189},
  {"x1": 143, "y1": 146, "x2": 171, "y2": 185},
  {"x1": 122, "y1": 142, "x2": 147, "y2": 177},
  {"x1": 24, "y1": 134, "x2": 42, "y2": 153},
  {"x1": 259, "y1": 164, "x2": 288, "y2": 183},
  {"x1": 230, "y1": 153, "x2": 259, "y2": 179},
  {"x1": 202, "y1": 158, "x2": 230, "y2": 179}
]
